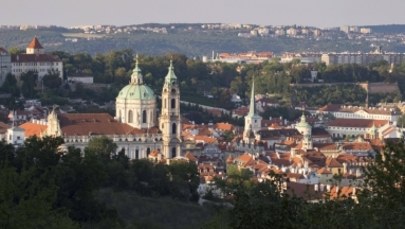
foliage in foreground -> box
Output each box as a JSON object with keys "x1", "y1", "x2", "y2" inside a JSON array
[{"x1": 2, "y1": 136, "x2": 405, "y2": 228}]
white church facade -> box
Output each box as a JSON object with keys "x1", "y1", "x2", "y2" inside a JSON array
[{"x1": 20, "y1": 58, "x2": 182, "y2": 160}]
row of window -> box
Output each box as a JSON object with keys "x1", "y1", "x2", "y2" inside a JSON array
[{"x1": 13, "y1": 62, "x2": 59, "y2": 66}]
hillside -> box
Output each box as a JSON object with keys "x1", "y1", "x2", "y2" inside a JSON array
[
  {"x1": 96, "y1": 189, "x2": 222, "y2": 229},
  {"x1": 1, "y1": 23, "x2": 405, "y2": 56}
]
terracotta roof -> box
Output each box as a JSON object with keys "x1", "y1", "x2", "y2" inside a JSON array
[
  {"x1": 329, "y1": 186, "x2": 355, "y2": 199},
  {"x1": 215, "y1": 122, "x2": 234, "y2": 132},
  {"x1": 19, "y1": 122, "x2": 47, "y2": 137},
  {"x1": 0, "y1": 122, "x2": 9, "y2": 133},
  {"x1": 342, "y1": 142, "x2": 373, "y2": 151},
  {"x1": 12, "y1": 54, "x2": 61, "y2": 63},
  {"x1": 328, "y1": 118, "x2": 388, "y2": 128},
  {"x1": 207, "y1": 109, "x2": 223, "y2": 117},
  {"x1": 184, "y1": 151, "x2": 197, "y2": 162},
  {"x1": 285, "y1": 182, "x2": 324, "y2": 200},
  {"x1": 313, "y1": 143, "x2": 339, "y2": 151},
  {"x1": 59, "y1": 113, "x2": 152, "y2": 136},
  {"x1": 325, "y1": 157, "x2": 343, "y2": 168},
  {"x1": 233, "y1": 106, "x2": 249, "y2": 116},
  {"x1": 27, "y1": 37, "x2": 43, "y2": 49},
  {"x1": 236, "y1": 153, "x2": 255, "y2": 167},
  {"x1": 194, "y1": 135, "x2": 217, "y2": 144},
  {"x1": 317, "y1": 167, "x2": 332, "y2": 175},
  {"x1": 226, "y1": 154, "x2": 234, "y2": 164}
]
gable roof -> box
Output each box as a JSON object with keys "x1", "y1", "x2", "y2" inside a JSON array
[
  {"x1": 27, "y1": 37, "x2": 43, "y2": 49},
  {"x1": 20, "y1": 122, "x2": 47, "y2": 137},
  {"x1": 58, "y1": 113, "x2": 155, "y2": 136},
  {"x1": 328, "y1": 119, "x2": 388, "y2": 128}
]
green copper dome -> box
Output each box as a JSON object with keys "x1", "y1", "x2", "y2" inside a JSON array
[
  {"x1": 117, "y1": 84, "x2": 155, "y2": 100},
  {"x1": 116, "y1": 55, "x2": 156, "y2": 101}
]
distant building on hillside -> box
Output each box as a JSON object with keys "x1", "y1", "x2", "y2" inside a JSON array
[
  {"x1": 321, "y1": 52, "x2": 405, "y2": 66},
  {"x1": 11, "y1": 37, "x2": 63, "y2": 80}
]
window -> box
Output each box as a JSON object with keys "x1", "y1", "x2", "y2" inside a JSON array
[
  {"x1": 171, "y1": 147, "x2": 176, "y2": 158},
  {"x1": 142, "y1": 110, "x2": 147, "y2": 123},
  {"x1": 172, "y1": 123, "x2": 177, "y2": 134},
  {"x1": 135, "y1": 149, "x2": 139, "y2": 159},
  {"x1": 164, "y1": 99, "x2": 166, "y2": 108},
  {"x1": 128, "y1": 110, "x2": 133, "y2": 123},
  {"x1": 171, "y1": 98, "x2": 176, "y2": 109},
  {"x1": 146, "y1": 148, "x2": 151, "y2": 156}
]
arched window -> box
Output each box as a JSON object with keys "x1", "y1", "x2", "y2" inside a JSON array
[
  {"x1": 172, "y1": 123, "x2": 177, "y2": 134},
  {"x1": 128, "y1": 110, "x2": 133, "y2": 123},
  {"x1": 171, "y1": 98, "x2": 176, "y2": 109},
  {"x1": 119, "y1": 110, "x2": 122, "y2": 122},
  {"x1": 171, "y1": 147, "x2": 176, "y2": 158},
  {"x1": 164, "y1": 99, "x2": 166, "y2": 108},
  {"x1": 135, "y1": 149, "x2": 139, "y2": 159},
  {"x1": 146, "y1": 148, "x2": 151, "y2": 156},
  {"x1": 142, "y1": 110, "x2": 147, "y2": 123}
]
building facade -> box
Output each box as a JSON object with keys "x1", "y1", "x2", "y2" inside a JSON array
[
  {"x1": 0, "y1": 47, "x2": 11, "y2": 86},
  {"x1": 22, "y1": 58, "x2": 182, "y2": 161},
  {"x1": 11, "y1": 37, "x2": 63, "y2": 80}
]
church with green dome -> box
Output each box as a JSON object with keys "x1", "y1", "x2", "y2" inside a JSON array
[
  {"x1": 39, "y1": 56, "x2": 182, "y2": 161},
  {"x1": 116, "y1": 56, "x2": 157, "y2": 129}
]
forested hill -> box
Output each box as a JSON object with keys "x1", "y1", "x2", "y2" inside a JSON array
[{"x1": 1, "y1": 23, "x2": 405, "y2": 56}]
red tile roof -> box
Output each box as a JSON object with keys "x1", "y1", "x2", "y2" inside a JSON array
[
  {"x1": 59, "y1": 113, "x2": 152, "y2": 136},
  {"x1": 20, "y1": 122, "x2": 47, "y2": 137},
  {"x1": 215, "y1": 122, "x2": 234, "y2": 132},
  {"x1": 328, "y1": 118, "x2": 388, "y2": 128},
  {"x1": 27, "y1": 37, "x2": 43, "y2": 49},
  {"x1": 326, "y1": 157, "x2": 343, "y2": 168}
]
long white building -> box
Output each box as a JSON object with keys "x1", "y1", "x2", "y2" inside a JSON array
[{"x1": 11, "y1": 37, "x2": 63, "y2": 79}]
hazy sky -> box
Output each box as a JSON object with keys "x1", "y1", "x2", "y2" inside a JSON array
[{"x1": 2, "y1": 0, "x2": 405, "y2": 28}]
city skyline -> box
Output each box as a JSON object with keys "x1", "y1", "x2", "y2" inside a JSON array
[{"x1": 2, "y1": 0, "x2": 405, "y2": 28}]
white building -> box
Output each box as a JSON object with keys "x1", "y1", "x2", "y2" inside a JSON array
[
  {"x1": 0, "y1": 47, "x2": 11, "y2": 86},
  {"x1": 11, "y1": 37, "x2": 63, "y2": 80},
  {"x1": 317, "y1": 104, "x2": 400, "y2": 122},
  {"x1": 326, "y1": 118, "x2": 402, "y2": 140},
  {"x1": 20, "y1": 58, "x2": 182, "y2": 160}
]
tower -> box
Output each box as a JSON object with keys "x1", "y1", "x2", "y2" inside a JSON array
[
  {"x1": 116, "y1": 56, "x2": 156, "y2": 128},
  {"x1": 243, "y1": 77, "x2": 262, "y2": 142},
  {"x1": 26, "y1": 37, "x2": 44, "y2": 54},
  {"x1": 296, "y1": 114, "x2": 313, "y2": 150},
  {"x1": 160, "y1": 60, "x2": 181, "y2": 159},
  {"x1": 45, "y1": 107, "x2": 62, "y2": 137}
]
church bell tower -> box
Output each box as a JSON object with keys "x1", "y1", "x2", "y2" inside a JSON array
[{"x1": 160, "y1": 60, "x2": 181, "y2": 159}]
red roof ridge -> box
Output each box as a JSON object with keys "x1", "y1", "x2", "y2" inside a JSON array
[{"x1": 27, "y1": 37, "x2": 43, "y2": 49}]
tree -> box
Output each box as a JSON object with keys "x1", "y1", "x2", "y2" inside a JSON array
[
  {"x1": 0, "y1": 73, "x2": 19, "y2": 96},
  {"x1": 20, "y1": 71, "x2": 38, "y2": 98},
  {"x1": 42, "y1": 70, "x2": 62, "y2": 89},
  {"x1": 85, "y1": 136, "x2": 117, "y2": 159},
  {"x1": 362, "y1": 140, "x2": 405, "y2": 227}
]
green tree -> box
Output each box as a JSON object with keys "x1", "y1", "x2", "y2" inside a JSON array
[
  {"x1": 42, "y1": 70, "x2": 62, "y2": 89},
  {"x1": 85, "y1": 136, "x2": 117, "y2": 159},
  {"x1": 20, "y1": 71, "x2": 38, "y2": 98}
]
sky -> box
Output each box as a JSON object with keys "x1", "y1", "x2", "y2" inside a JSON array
[{"x1": 2, "y1": 0, "x2": 405, "y2": 28}]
